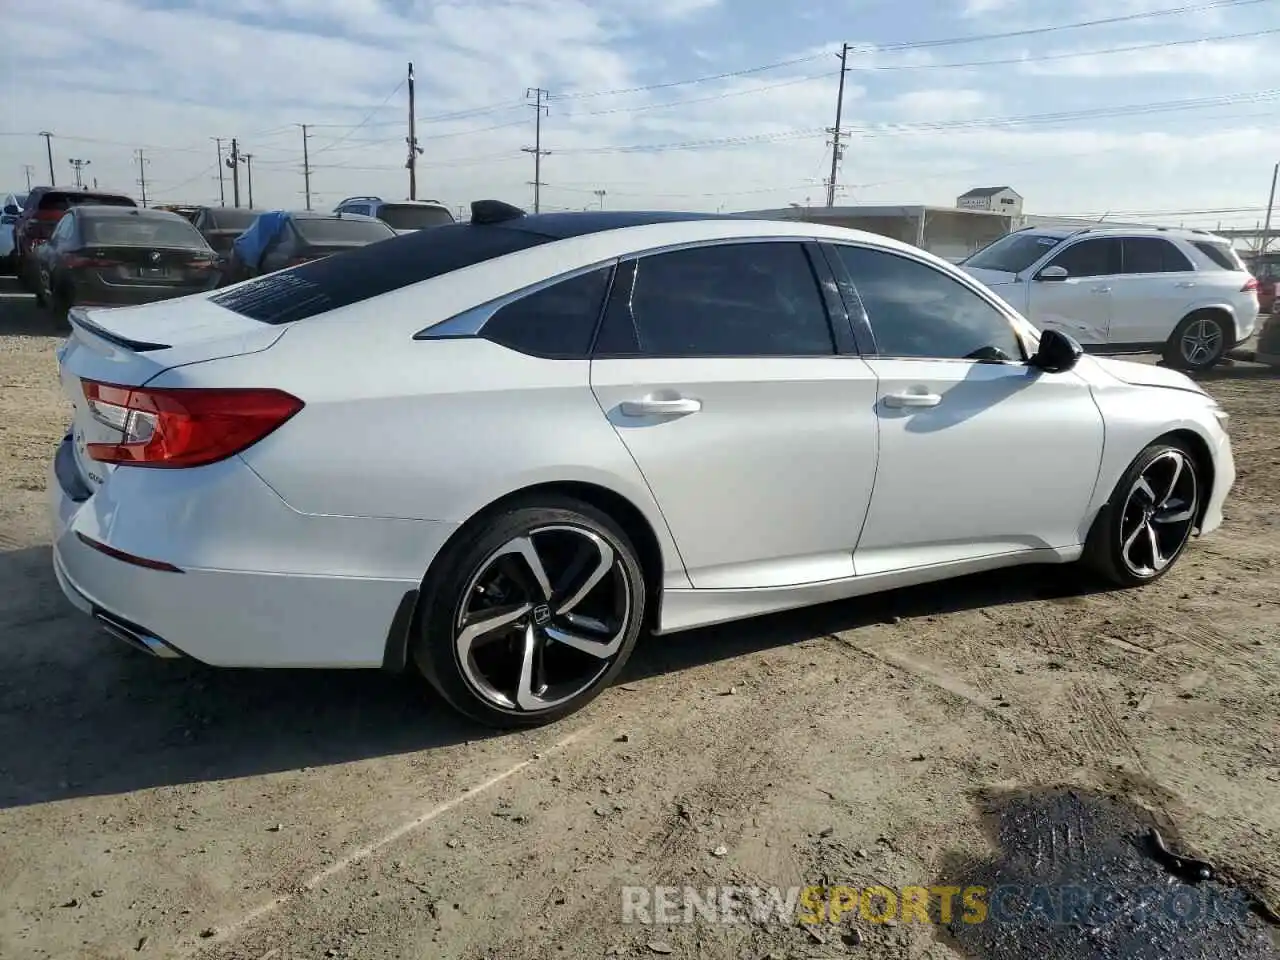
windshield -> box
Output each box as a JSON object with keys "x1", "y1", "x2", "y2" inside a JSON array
[
  {"x1": 963, "y1": 232, "x2": 1065, "y2": 273},
  {"x1": 39, "y1": 193, "x2": 136, "y2": 212},
  {"x1": 295, "y1": 216, "x2": 396, "y2": 244},
  {"x1": 377, "y1": 204, "x2": 455, "y2": 231},
  {"x1": 208, "y1": 208, "x2": 264, "y2": 232},
  {"x1": 84, "y1": 216, "x2": 208, "y2": 248}
]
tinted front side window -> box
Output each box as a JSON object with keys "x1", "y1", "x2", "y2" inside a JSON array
[
  {"x1": 1046, "y1": 237, "x2": 1122, "y2": 278},
  {"x1": 835, "y1": 245, "x2": 1023, "y2": 362},
  {"x1": 596, "y1": 242, "x2": 834, "y2": 357},
  {"x1": 481, "y1": 266, "x2": 613, "y2": 359},
  {"x1": 1122, "y1": 237, "x2": 1193, "y2": 274}
]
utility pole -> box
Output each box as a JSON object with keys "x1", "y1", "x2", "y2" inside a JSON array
[
  {"x1": 523, "y1": 87, "x2": 550, "y2": 213},
  {"x1": 213, "y1": 138, "x2": 226, "y2": 207},
  {"x1": 594, "y1": 189, "x2": 606, "y2": 210},
  {"x1": 135, "y1": 149, "x2": 150, "y2": 206},
  {"x1": 22, "y1": 165, "x2": 34, "y2": 191},
  {"x1": 300, "y1": 124, "x2": 313, "y2": 210},
  {"x1": 826, "y1": 43, "x2": 850, "y2": 208},
  {"x1": 39, "y1": 131, "x2": 55, "y2": 185},
  {"x1": 406, "y1": 63, "x2": 424, "y2": 200},
  {"x1": 68, "y1": 158, "x2": 90, "y2": 189},
  {"x1": 243, "y1": 154, "x2": 255, "y2": 208},
  {"x1": 1261, "y1": 160, "x2": 1278, "y2": 256},
  {"x1": 226, "y1": 138, "x2": 241, "y2": 207}
]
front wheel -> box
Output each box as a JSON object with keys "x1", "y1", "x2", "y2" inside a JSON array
[
  {"x1": 412, "y1": 497, "x2": 647, "y2": 728},
  {"x1": 1164, "y1": 312, "x2": 1227, "y2": 371},
  {"x1": 1082, "y1": 441, "x2": 1200, "y2": 587}
]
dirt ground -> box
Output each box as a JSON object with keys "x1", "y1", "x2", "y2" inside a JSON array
[{"x1": 0, "y1": 278, "x2": 1277, "y2": 960}]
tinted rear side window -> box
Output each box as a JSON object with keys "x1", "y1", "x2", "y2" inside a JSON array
[
  {"x1": 294, "y1": 217, "x2": 396, "y2": 244},
  {"x1": 209, "y1": 223, "x2": 556, "y2": 324},
  {"x1": 377, "y1": 204, "x2": 455, "y2": 231},
  {"x1": 1122, "y1": 237, "x2": 1193, "y2": 273},
  {"x1": 480, "y1": 266, "x2": 613, "y2": 358},
  {"x1": 208, "y1": 209, "x2": 263, "y2": 232},
  {"x1": 1192, "y1": 241, "x2": 1243, "y2": 271}
]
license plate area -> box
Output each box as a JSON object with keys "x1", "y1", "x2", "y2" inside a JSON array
[{"x1": 133, "y1": 266, "x2": 170, "y2": 279}]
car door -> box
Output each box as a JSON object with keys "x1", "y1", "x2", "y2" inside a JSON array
[
  {"x1": 1025, "y1": 236, "x2": 1123, "y2": 345},
  {"x1": 40, "y1": 214, "x2": 76, "y2": 294},
  {"x1": 827, "y1": 243, "x2": 1105, "y2": 576},
  {"x1": 1106, "y1": 237, "x2": 1198, "y2": 347},
  {"x1": 589, "y1": 239, "x2": 879, "y2": 590}
]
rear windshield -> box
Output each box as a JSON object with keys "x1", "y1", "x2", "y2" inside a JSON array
[
  {"x1": 84, "y1": 216, "x2": 208, "y2": 248},
  {"x1": 294, "y1": 216, "x2": 396, "y2": 244},
  {"x1": 377, "y1": 204, "x2": 455, "y2": 231},
  {"x1": 1191, "y1": 241, "x2": 1244, "y2": 271},
  {"x1": 963, "y1": 232, "x2": 1065, "y2": 273},
  {"x1": 209, "y1": 223, "x2": 554, "y2": 325},
  {"x1": 207, "y1": 209, "x2": 263, "y2": 232},
  {"x1": 38, "y1": 192, "x2": 136, "y2": 212}
]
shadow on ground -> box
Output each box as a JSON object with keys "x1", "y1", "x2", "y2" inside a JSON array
[
  {"x1": 0, "y1": 278, "x2": 63, "y2": 337},
  {"x1": 0, "y1": 537, "x2": 1117, "y2": 809}
]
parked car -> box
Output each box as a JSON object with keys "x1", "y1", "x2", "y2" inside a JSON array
[
  {"x1": 154, "y1": 204, "x2": 203, "y2": 224},
  {"x1": 14, "y1": 187, "x2": 136, "y2": 291},
  {"x1": 32, "y1": 205, "x2": 219, "y2": 314},
  {"x1": 226, "y1": 209, "x2": 396, "y2": 282},
  {"x1": 189, "y1": 206, "x2": 265, "y2": 286},
  {"x1": 1243, "y1": 252, "x2": 1279, "y2": 314},
  {"x1": 960, "y1": 226, "x2": 1258, "y2": 370},
  {"x1": 48, "y1": 201, "x2": 1235, "y2": 728},
  {"x1": 1, "y1": 191, "x2": 23, "y2": 274},
  {"x1": 333, "y1": 196, "x2": 454, "y2": 234}
]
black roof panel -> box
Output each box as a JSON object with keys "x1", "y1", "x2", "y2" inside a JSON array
[{"x1": 209, "y1": 208, "x2": 742, "y2": 326}]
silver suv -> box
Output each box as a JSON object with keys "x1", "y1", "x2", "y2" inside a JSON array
[{"x1": 332, "y1": 196, "x2": 454, "y2": 235}]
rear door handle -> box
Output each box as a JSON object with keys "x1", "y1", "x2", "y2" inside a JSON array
[
  {"x1": 1091, "y1": 285, "x2": 1111, "y2": 294},
  {"x1": 1175, "y1": 281, "x2": 1197, "y2": 288},
  {"x1": 883, "y1": 392, "x2": 942, "y2": 409},
  {"x1": 619, "y1": 397, "x2": 703, "y2": 417}
]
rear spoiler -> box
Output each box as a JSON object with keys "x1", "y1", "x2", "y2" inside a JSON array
[{"x1": 68, "y1": 307, "x2": 170, "y2": 353}]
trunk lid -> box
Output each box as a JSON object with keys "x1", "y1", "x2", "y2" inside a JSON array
[
  {"x1": 57, "y1": 299, "x2": 288, "y2": 491},
  {"x1": 75, "y1": 245, "x2": 217, "y2": 288}
]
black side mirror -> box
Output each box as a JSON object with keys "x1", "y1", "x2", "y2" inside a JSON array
[
  {"x1": 1035, "y1": 265, "x2": 1068, "y2": 282},
  {"x1": 3, "y1": 204, "x2": 18, "y2": 216},
  {"x1": 1030, "y1": 328, "x2": 1083, "y2": 373}
]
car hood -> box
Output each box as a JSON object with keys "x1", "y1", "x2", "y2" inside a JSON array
[
  {"x1": 1086, "y1": 356, "x2": 1207, "y2": 396},
  {"x1": 959, "y1": 265, "x2": 1018, "y2": 287}
]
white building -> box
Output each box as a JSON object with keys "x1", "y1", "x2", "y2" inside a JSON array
[{"x1": 956, "y1": 186, "x2": 1023, "y2": 216}]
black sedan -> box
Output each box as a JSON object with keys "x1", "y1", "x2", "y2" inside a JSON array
[
  {"x1": 226, "y1": 209, "x2": 396, "y2": 283},
  {"x1": 33, "y1": 205, "x2": 220, "y2": 315}
]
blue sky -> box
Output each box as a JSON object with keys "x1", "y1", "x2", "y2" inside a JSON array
[{"x1": 2, "y1": 0, "x2": 1278, "y2": 226}]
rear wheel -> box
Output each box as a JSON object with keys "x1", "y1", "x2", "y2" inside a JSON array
[
  {"x1": 412, "y1": 496, "x2": 646, "y2": 728},
  {"x1": 1164, "y1": 311, "x2": 1227, "y2": 371},
  {"x1": 1082, "y1": 441, "x2": 1200, "y2": 587}
]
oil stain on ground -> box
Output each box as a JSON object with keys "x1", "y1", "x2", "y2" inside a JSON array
[{"x1": 936, "y1": 786, "x2": 1278, "y2": 960}]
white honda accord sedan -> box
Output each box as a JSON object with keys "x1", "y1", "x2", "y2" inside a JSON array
[{"x1": 49, "y1": 201, "x2": 1235, "y2": 727}]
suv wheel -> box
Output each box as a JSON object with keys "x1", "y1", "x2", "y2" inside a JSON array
[{"x1": 1164, "y1": 311, "x2": 1227, "y2": 371}]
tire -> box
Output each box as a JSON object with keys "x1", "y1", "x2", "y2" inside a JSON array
[
  {"x1": 1082, "y1": 440, "x2": 1200, "y2": 588},
  {"x1": 412, "y1": 495, "x2": 647, "y2": 728},
  {"x1": 1163, "y1": 311, "x2": 1228, "y2": 371}
]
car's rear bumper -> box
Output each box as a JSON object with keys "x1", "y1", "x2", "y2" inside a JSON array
[
  {"x1": 69, "y1": 276, "x2": 217, "y2": 306},
  {"x1": 48, "y1": 435, "x2": 459, "y2": 668}
]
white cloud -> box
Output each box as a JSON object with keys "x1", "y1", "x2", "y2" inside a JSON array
[
  {"x1": 1018, "y1": 39, "x2": 1265, "y2": 77},
  {"x1": 1, "y1": 0, "x2": 1276, "y2": 226}
]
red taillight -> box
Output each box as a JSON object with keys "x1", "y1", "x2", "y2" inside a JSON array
[
  {"x1": 1241, "y1": 277, "x2": 1259, "y2": 293},
  {"x1": 65, "y1": 255, "x2": 120, "y2": 269},
  {"x1": 35, "y1": 209, "x2": 63, "y2": 222},
  {"x1": 184, "y1": 258, "x2": 218, "y2": 270},
  {"x1": 81, "y1": 380, "x2": 304, "y2": 468}
]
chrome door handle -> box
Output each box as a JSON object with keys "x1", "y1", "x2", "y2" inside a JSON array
[
  {"x1": 619, "y1": 397, "x2": 702, "y2": 417},
  {"x1": 883, "y1": 391, "x2": 942, "y2": 408},
  {"x1": 1091, "y1": 285, "x2": 1111, "y2": 294},
  {"x1": 1175, "y1": 281, "x2": 1197, "y2": 288}
]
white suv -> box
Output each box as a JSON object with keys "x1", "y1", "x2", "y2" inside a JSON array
[{"x1": 960, "y1": 226, "x2": 1258, "y2": 370}]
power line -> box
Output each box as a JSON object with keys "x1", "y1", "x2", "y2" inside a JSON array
[{"x1": 308, "y1": 78, "x2": 407, "y2": 158}]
